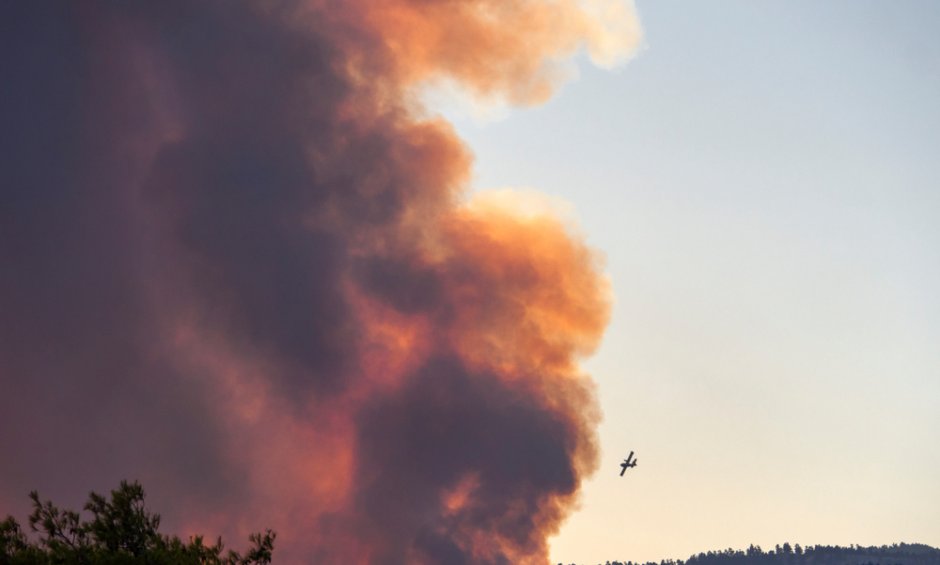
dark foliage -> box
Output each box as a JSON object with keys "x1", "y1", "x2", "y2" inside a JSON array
[{"x1": 0, "y1": 481, "x2": 274, "y2": 564}]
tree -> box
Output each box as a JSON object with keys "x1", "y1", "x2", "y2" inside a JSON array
[{"x1": 0, "y1": 480, "x2": 275, "y2": 564}]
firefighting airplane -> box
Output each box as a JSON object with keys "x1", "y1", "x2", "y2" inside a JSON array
[{"x1": 619, "y1": 451, "x2": 637, "y2": 476}]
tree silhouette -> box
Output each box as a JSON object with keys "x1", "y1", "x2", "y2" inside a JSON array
[
  {"x1": 0, "y1": 481, "x2": 274, "y2": 564},
  {"x1": 586, "y1": 543, "x2": 940, "y2": 565}
]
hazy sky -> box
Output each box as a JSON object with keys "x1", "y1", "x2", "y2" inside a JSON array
[
  {"x1": 2, "y1": 2, "x2": 937, "y2": 564},
  {"x1": 440, "y1": 1, "x2": 940, "y2": 563}
]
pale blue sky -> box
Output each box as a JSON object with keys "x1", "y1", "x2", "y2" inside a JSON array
[{"x1": 440, "y1": 1, "x2": 940, "y2": 562}]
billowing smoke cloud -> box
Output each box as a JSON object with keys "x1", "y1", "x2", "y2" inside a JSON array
[{"x1": 0, "y1": 1, "x2": 640, "y2": 562}]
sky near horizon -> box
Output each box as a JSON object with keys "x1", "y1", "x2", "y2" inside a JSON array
[{"x1": 438, "y1": 1, "x2": 940, "y2": 563}]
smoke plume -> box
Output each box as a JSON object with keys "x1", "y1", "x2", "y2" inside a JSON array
[{"x1": 0, "y1": 1, "x2": 641, "y2": 562}]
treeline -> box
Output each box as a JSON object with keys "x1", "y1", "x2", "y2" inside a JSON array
[{"x1": 564, "y1": 543, "x2": 940, "y2": 565}]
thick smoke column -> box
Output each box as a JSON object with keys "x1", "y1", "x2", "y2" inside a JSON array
[{"x1": 0, "y1": 1, "x2": 641, "y2": 563}]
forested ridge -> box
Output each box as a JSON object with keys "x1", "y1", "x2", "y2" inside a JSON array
[{"x1": 568, "y1": 543, "x2": 940, "y2": 565}]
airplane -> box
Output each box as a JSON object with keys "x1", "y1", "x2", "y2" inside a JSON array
[{"x1": 619, "y1": 451, "x2": 637, "y2": 476}]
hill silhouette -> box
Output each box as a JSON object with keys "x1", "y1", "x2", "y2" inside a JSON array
[{"x1": 562, "y1": 543, "x2": 940, "y2": 565}]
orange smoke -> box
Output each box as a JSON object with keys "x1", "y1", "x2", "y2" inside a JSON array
[
  {"x1": 324, "y1": 0, "x2": 643, "y2": 103},
  {"x1": 147, "y1": 0, "x2": 633, "y2": 562},
  {"x1": 1, "y1": 1, "x2": 640, "y2": 564},
  {"x1": 439, "y1": 193, "x2": 611, "y2": 378}
]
